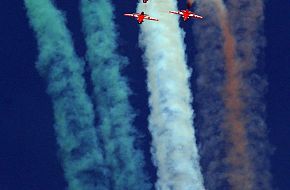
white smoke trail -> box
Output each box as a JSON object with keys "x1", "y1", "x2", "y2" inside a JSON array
[{"x1": 137, "y1": 1, "x2": 205, "y2": 189}]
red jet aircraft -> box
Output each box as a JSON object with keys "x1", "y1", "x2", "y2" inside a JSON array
[
  {"x1": 124, "y1": 12, "x2": 159, "y2": 24},
  {"x1": 169, "y1": 9, "x2": 203, "y2": 21}
]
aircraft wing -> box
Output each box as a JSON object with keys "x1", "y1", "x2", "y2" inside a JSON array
[
  {"x1": 124, "y1": 13, "x2": 139, "y2": 18},
  {"x1": 169, "y1": 11, "x2": 183, "y2": 15},
  {"x1": 189, "y1": 13, "x2": 203, "y2": 19},
  {"x1": 144, "y1": 15, "x2": 159, "y2": 21}
]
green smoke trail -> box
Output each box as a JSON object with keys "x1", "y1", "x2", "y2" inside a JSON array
[
  {"x1": 24, "y1": 0, "x2": 107, "y2": 189},
  {"x1": 80, "y1": 0, "x2": 152, "y2": 189}
]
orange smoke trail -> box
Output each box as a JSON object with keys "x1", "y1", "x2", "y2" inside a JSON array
[
  {"x1": 213, "y1": 1, "x2": 255, "y2": 189},
  {"x1": 225, "y1": 1, "x2": 272, "y2": 189},
  {"x1": 193, "y1": 0, "x2": 271, "y2": 189},
  {"x1": 226, "y1": 0, "x2": 265, "y2": 71}
]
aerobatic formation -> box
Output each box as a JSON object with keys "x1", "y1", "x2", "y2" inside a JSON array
[
  {"x1": 24, "y1": 0, "x2": 272, "y2": 189},
  {"x1": 124, "y1": 1, "x2": 203, "y2": 24}
]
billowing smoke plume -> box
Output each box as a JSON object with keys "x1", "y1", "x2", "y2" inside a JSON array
[
  {"x1": 137, "y1": 1, "x2": 205, "y2": 189},
  {"x1": 80, "y1": 0, "x2": 152, "y2": 189},
  {"x1": 193, "y1": 1, "x2": 227, "y2": 189},
  {"x1": 214, "y1": 1, "x2": 254, "y2": 189},
  {"x1": 193, "y1": 0, "x2": 272, "y2": 189},
  {"x1": 24, "y1": 0, "x2": 106, "y2": 189},
  {"x1": 225, "y1": 1, "x2": 272, "y2": 189}
]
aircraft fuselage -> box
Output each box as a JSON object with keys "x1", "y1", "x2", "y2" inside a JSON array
[
  {"x1": 182, "y1": 10, "x2": 191, "y2": 21},
  {"x1": 137, "y1": 14, "x2": 145, "y2": 24}
]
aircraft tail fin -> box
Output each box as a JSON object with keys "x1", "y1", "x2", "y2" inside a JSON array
[{"x1": 187, "y1": 0, "x2": 194, "y2": 9}]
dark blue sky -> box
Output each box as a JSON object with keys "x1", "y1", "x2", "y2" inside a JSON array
[{"x1": 0, "y1": 0, "x2": 289, "y2": 190}]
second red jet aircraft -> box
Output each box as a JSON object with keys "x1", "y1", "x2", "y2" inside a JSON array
[{"x1": 169, "y1": 9, "x2": 203, "y2": 21}]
